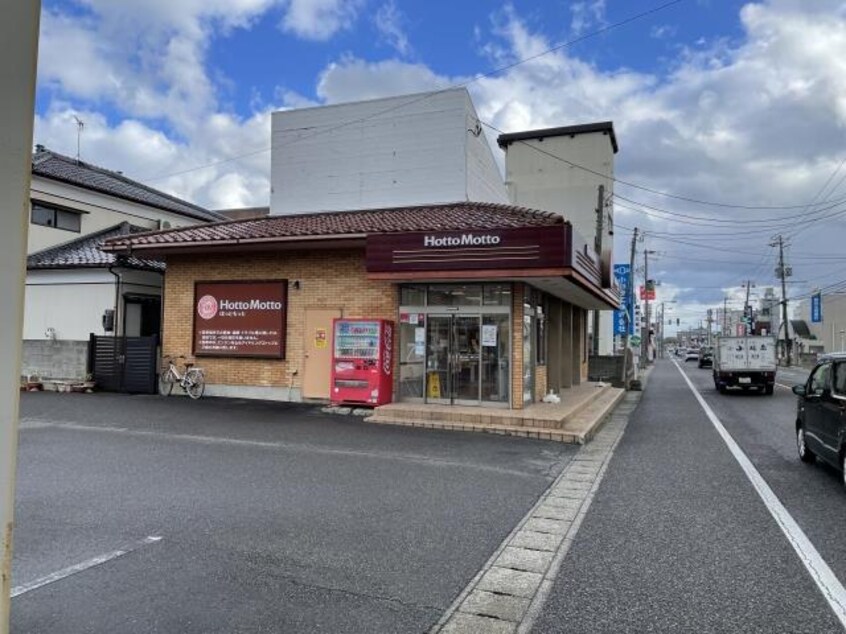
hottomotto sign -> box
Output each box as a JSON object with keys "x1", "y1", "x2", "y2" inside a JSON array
[
  {"x1": 193, "y1": 280, "x2": 287, "y2": 358},
  {"x1": 423, "y1": 233, "x2": 501, "y2": 247}
]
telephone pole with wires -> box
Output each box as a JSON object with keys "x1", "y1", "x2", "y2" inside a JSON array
[
  {"x1": 772, "y1": 235, "x2": 792, "y2": 366},
  {"x1": 621, "y1": 226, "x2": 637, "y2": 387},
  {"x1": 592, "y1": 184, "x2": 605, "y2": 356}
]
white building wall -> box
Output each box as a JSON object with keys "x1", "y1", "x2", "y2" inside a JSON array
[
  {"x1": 28, "y1": 176, "x2": 204, "y2": 254},
  {"x1": 502, "y1": 132, "x2": 614, "y2": 253},
  {"x1": 24, "y1": 269, "x2": 116, "y2": 341},
  {"x1": 271, "y1": 88, "x2": 507, "y2": 214}
]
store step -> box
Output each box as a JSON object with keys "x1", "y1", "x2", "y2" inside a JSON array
[
  {"x1": 364, "y1": 415, "x2": 583, "y2": 443},
  {"x1": 561, "y1": 387, "x2": 626, "y2": 442}
]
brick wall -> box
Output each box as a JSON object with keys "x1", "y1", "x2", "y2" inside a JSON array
[
  {"x1": 163, "y1": 249, "x2": 397, "y2": 394},
  {"x1": 511, "y1": 284, "x2": 524, "y2": 409},
  {"x1": 534, "y1": 364, "x2": 547, "y2": 402}
]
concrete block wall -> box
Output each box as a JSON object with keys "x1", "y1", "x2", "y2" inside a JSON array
[
  {"x1": 22, "y1": 339, "x2": 89, "y2": 380},
  {"x1": 162, "y1": 249, "x2": 397, "y2": 397}
]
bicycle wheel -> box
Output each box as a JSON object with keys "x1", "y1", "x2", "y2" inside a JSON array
[
  {"x1": 185, "y1": 369, "x2": 205, "y2": 400},
  {"x1": 159, "y1": 369, "x2": 175, "y2": 396}
]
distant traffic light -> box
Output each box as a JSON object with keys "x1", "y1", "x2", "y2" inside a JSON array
[{"x1": 676, "y1": 318, "x2": 680, "y2": 326}]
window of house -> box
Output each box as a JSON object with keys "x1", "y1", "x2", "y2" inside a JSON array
[{"x1": 31, "y1": 203, "x2": 81, "y2": 232}]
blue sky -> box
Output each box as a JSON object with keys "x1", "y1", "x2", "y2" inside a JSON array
[{"x1": 32, "y1": 1, "x2": 846, "y2": 327}]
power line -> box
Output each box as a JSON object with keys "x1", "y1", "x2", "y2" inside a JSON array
[{"x1": 141, "y1": 0, "x2": 688, "y2": 184}]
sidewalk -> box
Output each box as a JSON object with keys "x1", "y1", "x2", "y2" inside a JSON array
[{"x1": 529, "y1": 359, "x2": 839, "y2": 633}]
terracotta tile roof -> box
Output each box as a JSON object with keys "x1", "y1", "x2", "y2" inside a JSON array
[
  {"x1": 32, "y1": 147, "x2": 225, "y2": 222},
  {"x1": 28, "y1": 223, "x2": 165, "y2": 271},
  {"x1": 102, "y1": 202, "x2": 565, "y2": 251}
]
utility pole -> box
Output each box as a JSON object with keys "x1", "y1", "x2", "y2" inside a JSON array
[
  {"x1": 621, "y1": 227, "x2": 637, "y2": 387},
  {"x1": 706, "y1": 308, "x2": 713, "y2": 346},
  {"x1": 592, "y1": 184, "x2": 605, "y2": 356},
  {"x1": 743, "y1": 280, "x2": 755, "y2": 335},
  {"x1": 772, "y1": 235, "x2": 792, "y2": 366},
  {"x1": 644, "y1": 249, "x2": 656, "y2": 364},
  {"x1": 1, "y1": 3, "x2": 41, "y2": 632},
  {"x1": 724, "y1": 297, "x2": 729, "y2": 334}
]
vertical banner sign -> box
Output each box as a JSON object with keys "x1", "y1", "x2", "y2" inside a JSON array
[
  {"x1": 194, "y1": 280, "x2": 287, "y2": 357},
  {"x1": 811, "y1": 292, "x2": 822, "y2": 323},
  {"x1": 613, "y1": 264, "x2": 633, "y2": 335}
]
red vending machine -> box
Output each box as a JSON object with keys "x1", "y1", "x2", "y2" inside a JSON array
[{"x1": 331, "y1": 318, "x2": 395, "y2": 406}]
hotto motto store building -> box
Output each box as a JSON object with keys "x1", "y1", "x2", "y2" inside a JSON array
[{"x1": 103, "y1": 201, "x2": 619, "y2": 409}]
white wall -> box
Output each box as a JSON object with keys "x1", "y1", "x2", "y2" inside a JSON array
[
  {"x1": 503, "y1": 132, "x2": 614, "y2": 254},
  {"x1": 24, "y1": 269, "x2": 116, "y2": 340},
  {"x1": 23, "y1": 268, "x2": 163, "y2": 341},
  {"x1": 28, "y1": 176, "x2": 204, "y2": 253},
  {"x1": 271, "y1": 88, "x2": 507, "y2": 214}
]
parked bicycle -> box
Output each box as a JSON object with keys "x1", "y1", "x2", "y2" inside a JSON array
[{"x1": 159, "y1": 355, "x2": 205, "y2": 399}]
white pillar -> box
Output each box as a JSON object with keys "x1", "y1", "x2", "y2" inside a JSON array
[{"x1": 1, "y1": 3, "x2": 40, "y2": 631}]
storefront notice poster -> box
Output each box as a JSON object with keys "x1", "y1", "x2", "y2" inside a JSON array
[
  {"x1": 481, "y1": 324, "x2": 498, "y2": 347},
  {"x1": 194, "y1": 280, "x2": 287, "y2": 358},
  {"x1": 414, "y1": 327, "x2": 426, "y2": 343}
]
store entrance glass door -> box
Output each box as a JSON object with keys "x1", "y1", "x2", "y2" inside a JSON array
[{"x1": 425, "y1": 315, "x2": 481, "y2": 405}]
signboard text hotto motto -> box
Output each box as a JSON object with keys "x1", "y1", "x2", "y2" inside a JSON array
[{"x1": 423, "y1": 234, "x2": 501, "y2": 247}]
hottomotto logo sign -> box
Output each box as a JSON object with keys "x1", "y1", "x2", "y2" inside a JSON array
[
  {"x1": 197, "y1": 296, "x2": 282, "y2": 319},
  {"x1": 423, "y1": 233, "x2": 501, "y2": 248}
]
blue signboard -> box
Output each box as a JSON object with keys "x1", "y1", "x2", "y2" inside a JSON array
[
  {"x1": 811, "y1": 292, "x2": 822, "y2": 323},
  {"x1": 613, "y1": 264, "x2": 634, "y2": 335}
]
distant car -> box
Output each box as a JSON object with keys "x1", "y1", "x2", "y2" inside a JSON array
[
  {"x1": 685, "y1": 350, "x2": 699, "y2": 362},
  {"x1": 793, "y1": 353, "x2": 846, "y2": 488},
  {"x1": 698, "y1": 347, "x2": 714, "y2": 368},
  {"x1": 676, "y1": 347, "x2": 686, "y2": 358}
]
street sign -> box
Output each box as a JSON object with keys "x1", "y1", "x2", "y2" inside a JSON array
[
  {"x1": 639, "y1": 285, "x2": 656, "y2": 301},
  {"x1": 613, "y1": 264, "x2": 634, "y2": 336},
  {"x1": 811, "y1": 292, "x2": 822, "y2": 323},
  {"x1": 631, "y1": 335, "x2": 642, "y2": 346}
]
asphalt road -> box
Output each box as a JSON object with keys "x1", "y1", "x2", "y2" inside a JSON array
[
  {"x1": 533, "y1": 359, "x2": 843, "y2": 633},
  {"x1": 12, "y1": 392, "x2": 577, "y2": 633}
]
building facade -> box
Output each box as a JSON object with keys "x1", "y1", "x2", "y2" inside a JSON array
[{"x1": 104, "y1": 202, "x2": 619, "y2": 408}]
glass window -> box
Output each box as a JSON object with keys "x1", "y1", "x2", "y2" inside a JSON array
[
  {"x1": 31, "y1": 203, "x2": 81, "y2": 232},
  {"x1": 56, "y1": 209, "x2": 82, "y2": 231},
  {"x1": 481, "y1": 314, "x2": 509, "y2": 403},
  {"x1": 400, "y1": 285, "x2": 426, "y2": 306},
  {"x1": 428, "y1": 284, "x2": 482, "y2": 306},
  {"x1": 810, "y1": 363, "x2": 830, "y2": 396},
  {"x1": 483, "y1": 284, "x2": 512, "y2": 306},
  {"x1": 536, "y1": 302, "x2": 547, "y2": 365},
  {"x1": 835, "y1": 363, "x2": 846, "y2": 396},
  {"x1": 31, "y1": 204, "x2": 55, "y2": 227}
]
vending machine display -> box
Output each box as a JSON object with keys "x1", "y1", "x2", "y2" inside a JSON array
[{"x1": 331, "y1": 318, "x2": 394, "y2": 406}]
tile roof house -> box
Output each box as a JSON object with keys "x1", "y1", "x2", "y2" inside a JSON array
[{"x1": 23, "y1": 147, "x2": 221, "y2": 384}]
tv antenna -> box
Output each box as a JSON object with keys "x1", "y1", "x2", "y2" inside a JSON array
[{"x1": 72, "y1": 115, "x2": 84, "y2": 162}]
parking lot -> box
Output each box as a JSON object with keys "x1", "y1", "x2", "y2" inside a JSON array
[{"x1": 12, "y1": 392, "x2": 577, "y2": 633}]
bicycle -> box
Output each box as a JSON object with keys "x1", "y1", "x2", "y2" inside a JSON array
[{"x1": 159, "y1": 355, "x2": 205, "y2": 400}]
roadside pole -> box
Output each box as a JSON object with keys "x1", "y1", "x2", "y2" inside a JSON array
[
  {"x1": 620, "y1": 227, "x2": 637, "y2": 387},
  {"x1": 0, "y1": 3, "x2": 40, "y2": 632}
]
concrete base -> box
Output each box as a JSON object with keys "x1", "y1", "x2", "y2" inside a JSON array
[
  {"x1": 203, "y1": 384, "x2": 303, "y2": 402},
  {"x1": 367, "y1": 383, "x2": 626, "y2": 444}
]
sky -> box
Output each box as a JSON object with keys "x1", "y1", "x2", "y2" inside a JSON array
[{"x1": 33, "y1": 0, "x2": 846, "y2": 332}]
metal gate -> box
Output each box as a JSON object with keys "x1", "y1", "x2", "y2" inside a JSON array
[{"x1": 88, "y1": 334, "x2": 159, "y2": 394}]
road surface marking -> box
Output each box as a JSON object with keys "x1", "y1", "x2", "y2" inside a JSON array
[
  {"x1": 11, "y1": 536, "x2": 162, "y2": 598},
  {"x1": 776, "y1": 382, "x2": 794, "y2": 390},
  {"x1": 674, "y1": 360, "x2": 846, "y2": 629},
  {"x1": 18, "y1": 419, "x2": 539, "y2": 479}
]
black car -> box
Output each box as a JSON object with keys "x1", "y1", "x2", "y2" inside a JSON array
[
  {"x1": 698, "y1": 347, "x2": 714, "y2": 369},
  {"x1": 793, "y1": 353, "x2": 846, "y2": 488}
]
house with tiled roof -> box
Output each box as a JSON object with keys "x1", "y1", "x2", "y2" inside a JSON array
[{"x1": 23, "y1": 147, "x2": 221, "y2": 383}]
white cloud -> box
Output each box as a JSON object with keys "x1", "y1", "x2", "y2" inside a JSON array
[
  {"x1": 279, "y1": 0, "x2": 363, "y2": 41},
  {"x1": 374, "y1": 1, "x2": 411, "y2": 57},
  {"x1": 570, "y1": 0, "x2": 606, "y2": 36}
]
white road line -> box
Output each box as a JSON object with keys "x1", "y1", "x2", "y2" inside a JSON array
[
  {"x1": 11, "y1": 536, "x2": 162, "y2": 598},
  {"x1": 674, "y1": 360, "x2": 846, "y2": 630},
  {"x1": 776, "y1": 383, "x2": 794, "y2": 390}
]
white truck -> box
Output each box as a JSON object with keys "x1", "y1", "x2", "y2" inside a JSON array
[{"x1": 713, "y1": 335, "x2": 777, "y2": 395}]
